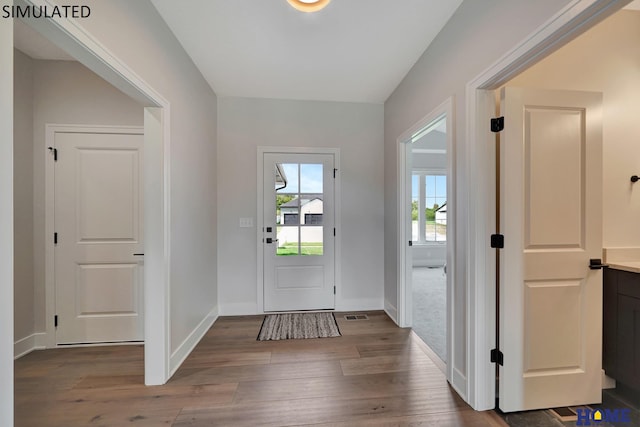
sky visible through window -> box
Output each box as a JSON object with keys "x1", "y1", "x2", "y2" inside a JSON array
[
  {"x1": 412, "y1": 174, "x2": 446, "y2": 207},
  {"x1": 279, "y1": 163, "x2": 323, "y2": 194}
]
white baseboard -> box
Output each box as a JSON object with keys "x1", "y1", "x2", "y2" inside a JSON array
[
  {"x1": 336, "y1": 298, "x2": 383, "y2": 313},
  {"x1": 384, "y1": 300, "x2": 398, "y2": 325},
  {"x1": 169, "y1": 306, "x2": 218, "y2": 377},
  {"x1": 451, "y1": 367, "x2": 468, "y2": 404},
  {"x1": 218, "y1": 302, "x2": 258, "y2": 316},
  {"x1": 14, "y1": 333, "x2": 46, "y2": 359}
]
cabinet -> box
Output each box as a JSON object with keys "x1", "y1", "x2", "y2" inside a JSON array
[{"x1": 603, "y1": 268, "x2": 640, "y2": 389}]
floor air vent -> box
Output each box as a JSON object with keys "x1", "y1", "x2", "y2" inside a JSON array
[{"x1": 344, "y1": 314, "x2": 369, "y2": 321}]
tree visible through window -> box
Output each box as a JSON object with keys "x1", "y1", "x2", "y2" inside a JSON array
[{"x1": 412, "y1": 172, "x2": 446, "y2": 243}]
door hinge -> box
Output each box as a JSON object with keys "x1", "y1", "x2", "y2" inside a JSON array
[
  {"x1": 491, "y1": 348, "x2": 503, "y2": 365},
  {"x1": 409, "y1": 240, "x2": 413, "y2": 247},
  {"x1": 490, "y1": 234, "x2": 504, "y2": 249},
  {"x1": 491, "y1": 116, "x2": 504, "y2": 133},
  {"x1": 333, "y1": 228, "x2": 336, "y2": 237},
  {"x1": 54, "y1": 232, "x2": 58, "y2": 245},
  {"x1": 54, "y1": 315, "x2": 58, "y2": 328},
  {"x1": 334, "y1": 286, "x2": 336, "y2": 295},
  {"x1": 333, "y1": 168, "x2": 337, "y2": 178},
  {"x1": 48, "y1": 146, "x2": 58, "y2": 161}
]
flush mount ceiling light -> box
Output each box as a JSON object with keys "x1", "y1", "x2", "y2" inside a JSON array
[{"x1": 287, "y1": 0, "x2": 331, "y2": 13}]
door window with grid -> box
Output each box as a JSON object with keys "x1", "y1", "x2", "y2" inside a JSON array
[{"x1": 412, "y1": 172, "x2": 446, "y2": 243}]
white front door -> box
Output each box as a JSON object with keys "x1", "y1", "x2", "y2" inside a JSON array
[
  {"x1": 499, "y1": 87, "x2": 603, "y2": 411},
  {"x1": 263, "y1": 152, "x2": 335, "y2": 312},
  {"x1": 54, "y1": 130, "x2": 144, "y2": 344}
]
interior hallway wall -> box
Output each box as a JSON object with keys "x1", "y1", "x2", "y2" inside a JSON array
[
  {"x1": 13, "y1": 49, "x2": 35, "y2": 346},
  {"x1": 507, "y1": 10, "x2": 640, "y2": 249},
  {"x1": 217, "y1": 97, "x2": 384, "y2": 314},
  {"x1": 383, "y1": 0, "x2": 573, "y2": 401},
  {"x1": 46, "y1": 0, "x2": 219, "y2": 360}
]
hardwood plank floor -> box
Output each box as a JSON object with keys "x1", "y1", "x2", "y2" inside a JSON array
[{"x1": 14, "y1": 311, "x2": 505, "y2": 426}]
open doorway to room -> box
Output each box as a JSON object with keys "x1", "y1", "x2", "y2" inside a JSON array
[
  {"x1": 12, "y1": 14, "x2": 170, "y2": 387},
  {"x1": 398, "y1": 98, "x2": 454, "y2": 373},
  {"x1": 410, "y1": 118, "x2": 448, "y2": 363}
]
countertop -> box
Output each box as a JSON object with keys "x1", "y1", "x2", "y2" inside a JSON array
[{"x1": 607, "y1": 261, "x2": 640, "y2": 274}]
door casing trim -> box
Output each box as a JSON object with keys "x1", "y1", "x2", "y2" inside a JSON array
[
  {"x1": 257, "y1": 147, "x2": 341, "y2": 313},
  {"x1": 464, "y1": 0, "x2": 626, "y2": 411}
]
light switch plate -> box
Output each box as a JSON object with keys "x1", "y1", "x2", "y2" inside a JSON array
[{"x1": 239, "y1": 217, "x2": 254, "y2": 228}]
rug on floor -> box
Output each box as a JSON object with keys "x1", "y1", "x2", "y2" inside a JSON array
[{"x1": 257, "y1": 312, "x2": 341, "y2": 341}]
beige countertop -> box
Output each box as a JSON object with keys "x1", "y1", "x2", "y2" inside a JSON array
[{"x1": 607, "y1": 261, "x2": 640, "y2": 274}]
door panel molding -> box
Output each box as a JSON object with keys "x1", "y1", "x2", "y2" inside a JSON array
[{"x1": 257, "y1": 147, "x2": 340, "y2": 313}]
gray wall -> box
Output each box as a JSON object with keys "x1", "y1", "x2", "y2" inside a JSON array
[
  {"x1": 13, "y1": 49, "x2": 35, "y2": 344},
  {"x1": 384, "y1": 0, "x2": 572, "y2": 388},
  {"x1": 56, "y1": 0, "x2": 219, "y2": 357},
  {"x1": 1, "y1": 13, "x2": 14, "y2": 427},
  {"x1": 217, "y1": 97, "x2": 384, "y2": 313}
]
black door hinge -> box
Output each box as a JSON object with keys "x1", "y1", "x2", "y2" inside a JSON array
[
  {"x1": 491, "y1": 348, "x2": 503, "y2": 365},
  {"x1": 490, "y1": 234, "x2": 504, "y2": 249},
  {"x1": 491, "y1": 116, "x2": 504, "y2": 133},
  {"x1": 409, "y1": 241, "x2": 413, "y2": 247},
  {"x1": 48, "y1": 147, "x2": 58, "y2": 161},
  {"x1": 54, "y1": 232, "x2": 58, "y2": 245},
  {"x1": 54, "y1": 315, "x2": 58, "y2": 328},
  {"x1": 333, "y1": 286, "x2": 336, "y2": 295},
  {"x1": 333, "y1": 168, "x2": 337, "y2": 178}
]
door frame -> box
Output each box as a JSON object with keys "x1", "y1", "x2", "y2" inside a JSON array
[
  {"x1": 45, "y1": 124, "x2": 145, "y2": 348},
  {"x1": 18, "y1": 5, "x2": 172, "y2": 386},
  {"x1": 257, "y1": 147, "x2": 341, "y2": 313},
  {"x1": 465, "y1": 0, "x2": 626, "y2": 411},
  {"x1": 397, "y1": 98, "x2": 454, "y2": 380}
]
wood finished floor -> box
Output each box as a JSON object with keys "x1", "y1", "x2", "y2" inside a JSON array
[{"x1": 14, "y1": 311, "x2": 506, "y2": 426}]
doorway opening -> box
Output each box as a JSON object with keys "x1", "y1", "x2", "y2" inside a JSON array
[
  {"x1": 12, "y1": 14, "x2": 171, "y2": 386},
  {"x1": 397, "y1": 98, "x2": 454, "y2": 375}
]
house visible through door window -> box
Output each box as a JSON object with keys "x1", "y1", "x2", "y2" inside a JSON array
[
  {"x1": 275, "y1": 163, "x2": 324, "y2": 256},
  {"x1": 412, "y1": 172, "x2": 446, "y2": 243}
]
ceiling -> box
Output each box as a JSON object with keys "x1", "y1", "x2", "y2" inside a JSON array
[
  {"x1": 150, "y1": 0, "x2": 463, "y2": 104},
  {"x1": 12, "y1": 0, "x2": 640, "y2": 103}
]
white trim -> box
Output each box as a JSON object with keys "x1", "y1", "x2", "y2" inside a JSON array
[
  {"x1": 464, "y1": 0, "x2": 627, "y2": 411},
  {"x1": 256, "y1": 147, "x2": 341, "y2": 313},
  {"x1": 14, "y1": 333, "x2": 46, "y2": 359},
  {"x1": 44, "y1": 124, "x2": 144, "y2": 348},
  {"x1": 19, "y1": 0, "x2": 174, "y2": 385},
  {"x1": 169, "y1": 306, "x2": 218, "y2": 377},
  {"x1": 396, "y1": 97, "x2": 455, "y2": 386},
  {"x1": 338, "y1": 298, "x2": 383, "y2": 313},
  {"x1": 384, "y1": 301, "x2": 398, "y2": 324}
]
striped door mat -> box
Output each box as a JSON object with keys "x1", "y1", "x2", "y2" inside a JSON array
[{"x1": 257, "y1": 312, "x2": 341, "y2": 341}]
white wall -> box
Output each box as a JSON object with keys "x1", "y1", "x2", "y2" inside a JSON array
[
  {"x1": 218, "y1": 97, "x2": 384, "y2": 314},
  {"x1": 14, "y1": 49, "x2": 35, "y2": 345},
  {"x1": 384, "y1": 0, "x2": 572, "y2": 402},
  {"x1": 507, "y1": 10, "x2": 640, "y2": 249},
  {"x1": 0, "y1": 9, "x2": 14, "y2": 426},
  {"x1": 49, "y1": 0, "x2": 219, "y2": 361}
]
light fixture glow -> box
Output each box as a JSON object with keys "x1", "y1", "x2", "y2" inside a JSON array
[{"x1": 287, "y1": 0, "x2": 331, "y2": 13}]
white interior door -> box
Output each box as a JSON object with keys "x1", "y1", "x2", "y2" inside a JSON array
[
  {"x1": 499, "y1": 87, "x2": 603, "y2": 411},
  {"x1": 263, "y1": 152, "x2": 335, "y2": 312},
  {"x1": 54, "y1": 130, "x2": 144, "y2": 344}
]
